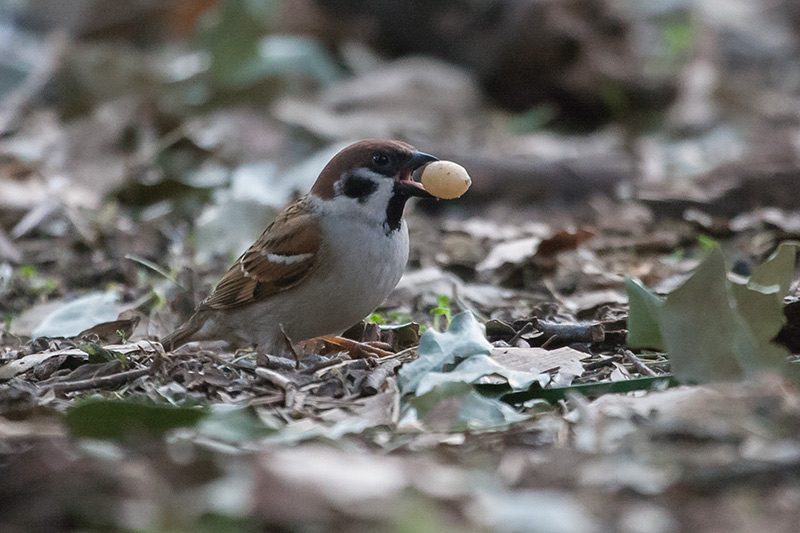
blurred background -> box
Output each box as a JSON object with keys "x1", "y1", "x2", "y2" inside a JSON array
[
  {"x1": 4, "y1": 3, "x2": 800, "y2": 531},
  {"x1": 1, "y1": 0, "x2": 800, "y2": 330}
]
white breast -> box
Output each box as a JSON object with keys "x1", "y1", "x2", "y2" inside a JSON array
[{"x1": 288, "y1": 188, "x2": 409, "y2": 338}]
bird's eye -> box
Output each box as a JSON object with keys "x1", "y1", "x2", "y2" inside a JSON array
[{"x1": 372, "y1": 152, "x2": 390, "y2": 168}]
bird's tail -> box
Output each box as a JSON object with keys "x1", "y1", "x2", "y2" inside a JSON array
[{"x1": 160, "y1": 312, "x2": 206, "y2": 352}]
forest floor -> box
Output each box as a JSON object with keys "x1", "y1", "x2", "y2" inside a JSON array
[{"x1": 3, "y1": 1, "x2": 800, "y2": 531}]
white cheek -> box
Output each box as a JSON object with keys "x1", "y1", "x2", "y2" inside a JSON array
[{"x1": 322, "y1": 177, "x2": 395, "y2": 224}]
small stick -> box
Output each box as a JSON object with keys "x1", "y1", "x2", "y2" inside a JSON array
[
  {"x1": 46, "y1": 367, "x2": 152, "y2": 394},
  {"x1": 255, "y1": 367, "x2": 294, "y2": 391},
  {"x1": 583, "y1": 355, "x2": 623, "y2": 370},
  {"x1": 623, "y1": 350, "x2": 657, "y2": 376},
  {"x1": 255, "y1": 367, "x2": 299, "y2": 409},
  {"x1": 539, "y1": 334, "x2": 558, "y2": 349},
  {"x1": 508, "y1": 322, "x2": 534, "y2": 346},
  {"x1": 534, "y1": 319, "x2": 605, "y2": 344},
  {"x1": 299, "y1": 355, "x2": 346, "y2": 375},
  {"x1": 361, "y1": 365, "x2": 394, "y2": 396},
  {"x1": 311, "y1": 346, "x2": 417, "y2": 379}
]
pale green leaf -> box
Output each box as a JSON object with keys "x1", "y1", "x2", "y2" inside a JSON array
[
  {"x1": 397, "y1": 312, "x2": 492, "y2": 395},
  {"x1": 625, "y1": 277, "x2": 665, "y2": 350}
]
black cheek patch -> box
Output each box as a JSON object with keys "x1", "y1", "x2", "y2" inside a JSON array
[{"x1": 343, "y1": 175, "x2": 378, "y2": 202}]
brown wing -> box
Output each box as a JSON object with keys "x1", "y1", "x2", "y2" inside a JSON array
[{"x1": 200, "y1": 199, "x2": 321, "y2": 310}]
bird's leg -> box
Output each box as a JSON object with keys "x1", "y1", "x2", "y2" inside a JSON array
[
  {"x1": 321, "y1": 336, "x2": 393, "y2": 359},
  {"x1": 279, "y1": 323, "x2": 301, "y2": 369}
]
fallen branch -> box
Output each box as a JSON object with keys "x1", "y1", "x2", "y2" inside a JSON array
[{"x1": 533, "y1": 319, "x2": 605, "y2": 345}]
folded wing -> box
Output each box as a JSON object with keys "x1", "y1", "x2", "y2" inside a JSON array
[{"x1": 201, "y1": 199, "x2": 321, "y2": 310}]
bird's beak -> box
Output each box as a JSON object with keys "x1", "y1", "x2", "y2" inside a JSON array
[{"x1": 396, "y1": 151, "x2": 438, "y2": 198}]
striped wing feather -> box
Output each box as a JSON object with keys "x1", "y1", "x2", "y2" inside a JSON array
[{"x1": 200, "y1": 200, "x2": 321, "y2": 310}]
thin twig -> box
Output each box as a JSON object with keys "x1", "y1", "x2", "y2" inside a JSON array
[
  {"x1": 255, "y1": 367, "x2": 294, "y2": 390},
  {"x1": 508, "y1": 322, "x2": 534, "y2": 346},
  {"x1": 299, "y1": 355, "x2": 346, "y2": 375},
  {"x1": 583, "y1": 355, "x2": 623, "y2": 370},
  {"x1": 534, "y1": 318, "x2": 605, "y2": 344},
  {"x1": 46, "y1": 367, "x2": 152, "y2": 394},
  {"x1": 539, "y1": 334, "x2": 558, "y2": 349},
  {"x1": 624, "y1": 350, "x2": 657, "y2": 376},
  {"x1": 255, "y1": 367, "x2": 299, "y2": 409},
  {"x1": 361, "y1": 365, "x2": 394, "y2": 396},
  {"x1": 312, "y1": 346, "x2": 417, "y2": 378}
]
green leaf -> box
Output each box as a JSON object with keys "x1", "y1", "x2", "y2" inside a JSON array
[
  {"x1": 196, "y1": 404, "x2": 276, "y2": 444},
  {"x1": 65, "y1": 400, "x2": 205, "y2": 440},
  {"x1": 19, "y1": 264, "x2": 36, "y2": 278},
  {"x1": 502, "y1": 375, "x2": 679, "y2": 404},
  {"x1": 79, "y1": 343, "x2": 126, "y2": 366},
  {"x1": 397, "y1": 312, "x2": 492, "y2": 395},
  {"x1": 750, "y1": 241, "x2": 800, "y2": 297},
  {"x1": 658, "y1": 247, "x2": 754, "y2": 382},
  {"x1": 730, "y1": 280, "x2": 784, "y2": 347},
  {"x1": 625, "y1": 277, "x2": 665, "y2": 350},
  {"x1": 201, "y1": 0, "x2": 273, "y2": 87},
  {"x1": 399, "y1": 312, "x2": 536, "y2": 430},
  {"x1": 626, "y1": 243, "x2": 800, "y2": 385},
  {"x1": 367, "y1": 313, "x2": 387, "y2": 325},
  {"x1": 697, "y1": 233, "x2": 719, "y2": 252}
]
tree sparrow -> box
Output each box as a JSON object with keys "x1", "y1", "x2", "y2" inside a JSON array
[{"x1": 162, "y1": 139, "x2": 437, "y2": 356}]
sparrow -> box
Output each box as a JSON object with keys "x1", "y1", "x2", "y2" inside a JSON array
[{"x1": 162, "y1": 139, "x2": 437, "y2": 356}]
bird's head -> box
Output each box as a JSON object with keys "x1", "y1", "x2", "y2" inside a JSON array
[{"x1": 310, "y1": 139, "x2": 437, "y2": 231}]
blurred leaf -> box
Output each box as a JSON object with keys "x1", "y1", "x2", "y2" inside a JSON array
[
  {"x1": 398, "y1": 312, "x2": 492, "y2": 395},
  {"x1": 697, "y1": 233, "x2": 719, "y2": 252},
  {"x1": 32, "y1": 292, "x2": 125, "y2": 338},
  {"x1": 66, "y1": 400, "x2": 205, "y2": 440},
  {"x1": 196, "y1": 404, "x2": 276, "y2": 444},
  {"x1": 473, "y1": 488, "x2": 597, "y2": 533},
  {"x1": 194, "y1": 199, "x2": 279, "y2": 263},
  {"x1": 508, "y1": 104, "x2": 557, "y2": 134},
  {"x1": 749, "y1": 241, "x2": 800, "y2": 297},
  {"x1": 368, "y1": 313, "x2": 387, "y2": 325},
  {"x1": 663, "y1": 17, "x2": 694, "y2": 57},
  {"x1": 199, "y1": 0, "x2": 340, "y2": 93},
  {"x1": 729, "y1": 242, "x2": 800, "y2": 376},
  {"x1": 250, "y1": 35, "x2": 342, "y2": 86},
  {"x1": 625, "y1": 277, "x2": 665, "y2": 350},
  {"x1": 658, "y1": 247, "x2": 756, "y2": 382},
  {"x1": 0, "y1": 64, "x2": 28, "y2": 99},
  {"x1": 201, "y1": 0, "x2": 275, "y2": 87},
  {"x1": 628, "y1": 245, "x2": 799, "y2": 384}
]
